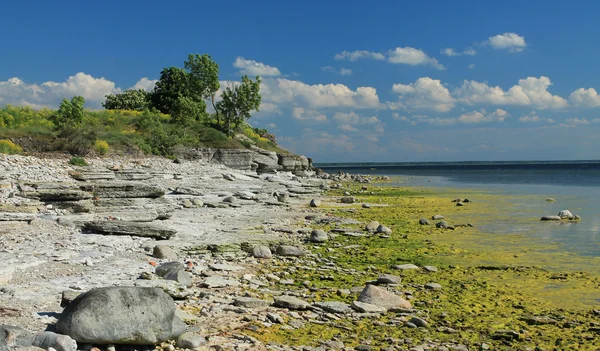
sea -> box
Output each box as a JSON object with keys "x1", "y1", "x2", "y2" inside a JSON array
[{"x1": 317, "y1": 161, "x2": 600, "y2": 262}]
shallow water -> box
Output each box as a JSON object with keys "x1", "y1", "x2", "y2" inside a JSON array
[{"x1": 320, "y1": 162, "x2": 600, "y2": 259}]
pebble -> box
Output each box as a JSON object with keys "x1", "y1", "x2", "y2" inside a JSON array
[{"x1": 424, "y1": 283, "x2": 442, "y2": 290}]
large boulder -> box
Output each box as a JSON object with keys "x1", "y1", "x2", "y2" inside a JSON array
[
  {"x1": 357, "y1": 285, "x2": 412, "y2": 310},
  {"x1": 56, "y1": 287, "x2": 185, "y2": 345},
  {"x1": 278, "y1": 154, "x2": 310, "y2": 172}
]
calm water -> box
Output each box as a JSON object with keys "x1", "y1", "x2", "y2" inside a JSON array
[{"x1": 318, "y1": 162, "x2": 600, "y2": 258}]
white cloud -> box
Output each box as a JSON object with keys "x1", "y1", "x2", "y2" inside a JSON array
[
  {"x1": 292, "y1": 107, "x2": 327, "y2": 122},
  {"x1": 0, "y1": 72, "x2": 120, "y2": 109},
  {"x1": 569, "y1": 88, "x2": 600, "y2": 108},
  {"x1": 441, "y1": 48, "x2": 459, "y2": 57},
  {"x1": 387, "y1": 47, "x2": 445, "y2": 70},
  {"x1": 334, "y1": 50, "x2": 385, "y2": 61},
  {"x1": 455, "y1": 76, "x2": 568, "y2": 109},
  {"x1": 131, "y1": 77, "x2": 157, "y2": 91},
  {"x1": 261, "y1": 78, "x2": 380, "y2": 110},
  {"x1": 487, "y1": 33, "x2": 527, "y2": 52},
  {"x1": 565, "y1": 117, "x2": 590, "y2": 125},
  {"x1": 458, "y1": 109, "x2": 508, "y2": 123},
  {"x1": 441, "y1": 47, "x2": 477, "y2": 57},
  {"x1": 391, "y1": 77, "x2": 455, "y2": 112},
  {"x1": 518, "y1": 115, "x2": 540, "y2": 122},
  {"x1": 233, "y1": 57, "x2": 281, "y2": 76},
  {"x1": 322, "y1": 67, "x2": 353, "y2": 76},
  {"x1": 464, "y1": 48, "x2": 477, "y2": 56},
  {"x1": 339, "y1": 124, "x2": 358, "y2": 132}
]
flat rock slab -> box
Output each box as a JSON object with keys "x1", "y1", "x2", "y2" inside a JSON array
[
  {"x1": 351, "y1": 301, "x2": 387, "y2": 313},
  {"x1": 83, "y1": 221, "x2": 176, "y2": 239},
  {"x1": 276, "y1": 245, "x2": 306, "y2": 257},
  {"x1": 313, "y1": 301, "x2": 353, "y2": 314},
  {"x1": 0, "y1": 212, "x2": 36, "y2": 221},
  {"x1": 209, "y1": 264, "x2": 244, "y2": 271},
  {"x1": 233, "y1": 297, "x2": 272, "y2": 308},
  {"x1": 80, "y1": 182, "x2": 164, "y2": 198},
  {"x1": 200, "y1": 277, "x2": 240, "y2": 288},
  {"x1": 392, "y1": 264, "x2": 420, "y2": 270},
  {"x1": 274, "y1": 296, "x2": 310, "y2": 310}
]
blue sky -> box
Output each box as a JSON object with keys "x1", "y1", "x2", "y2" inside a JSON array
[{"x1": 2, "y1": 0, "x2": 600, "y2": 162}]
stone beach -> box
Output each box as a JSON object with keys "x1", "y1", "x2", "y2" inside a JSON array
[{"x1": 1, "y1": 153, "x2": 598, "y2": 351}]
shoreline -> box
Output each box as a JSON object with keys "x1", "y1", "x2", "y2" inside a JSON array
[
  {"x1": 1, "y1": 156, "x2": 599, "y2": 350},
  {"x1": 251, "y1": 181, "x2": 600, "y2": 350}
]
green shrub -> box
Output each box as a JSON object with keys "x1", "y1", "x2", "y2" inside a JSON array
[
  {"x1": 0, "y1": 140, "x2": 23, "y2": 154},
  {"x1": 69, "y1": 157, "x2": 88, "y2": 166},
  {"x1": 57, "y1": 125, "x2": 97, "y2": 156},
  {"x1": 94, "y1": 140, "x2": 109, "y2": 155}
]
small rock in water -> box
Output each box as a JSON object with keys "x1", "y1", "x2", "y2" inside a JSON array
[
  {"x1": 545, "y1": 198, "x2": 556, "y2": 202},
  {"x1": 419, "y1": 218, "x2": 430, "y2": 225},
  {"x1": 540, "y1": 215, "x2": 561, "y2": 221}
]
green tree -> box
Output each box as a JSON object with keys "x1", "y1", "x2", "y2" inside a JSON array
[
  {"x1": 51, "y1": 96, "x2": 85, "y2": 130},
  {"x1": 103, "y1": 89, "x2": 151, "y2": 111},
  {"x1": 150, "y1": 67, "x2": 189, "y2": 114},
  {"x1": 170, "y1": 96, "x2": 207, "y2": 130},
  {"x1": 184, "y1": 53, "x2": 220, "y2": 102},
  {"x1": 215, "y1": 76, "x2": 262, "y2": 136}
]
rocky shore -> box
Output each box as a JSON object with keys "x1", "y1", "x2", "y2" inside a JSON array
[{"x1": 1, "y1": 154, "x2": 598, "y2": 351}]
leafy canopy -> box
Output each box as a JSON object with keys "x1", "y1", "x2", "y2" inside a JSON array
[
  {"x1": 103, "y1": 89, "x2": 151, "y2": 111},
  {"x1": 216, "y1": 76, "x2": 262, "y2": 136}
]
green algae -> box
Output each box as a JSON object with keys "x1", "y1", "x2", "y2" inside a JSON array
[{"x1": 250, "y1": 183, "x2": 600, "y2": 350}]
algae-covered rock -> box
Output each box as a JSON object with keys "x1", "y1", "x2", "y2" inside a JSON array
[{"x1": 357, "y1": 285, "x2": 411, "y2": 310}]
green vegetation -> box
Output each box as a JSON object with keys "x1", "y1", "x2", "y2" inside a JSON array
[
  {"x1": 0, "y1": 139, "x2": 23, "y2": 154},
  {"x1": 68, "y1": 156, "x2": 88, "y2": 166},
  {"x1": 0, "y1": 53, "x2": 279, "y2": 157},
  {"x1": 248, "y1": 184, "x2": 600, "y2": 350}
]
